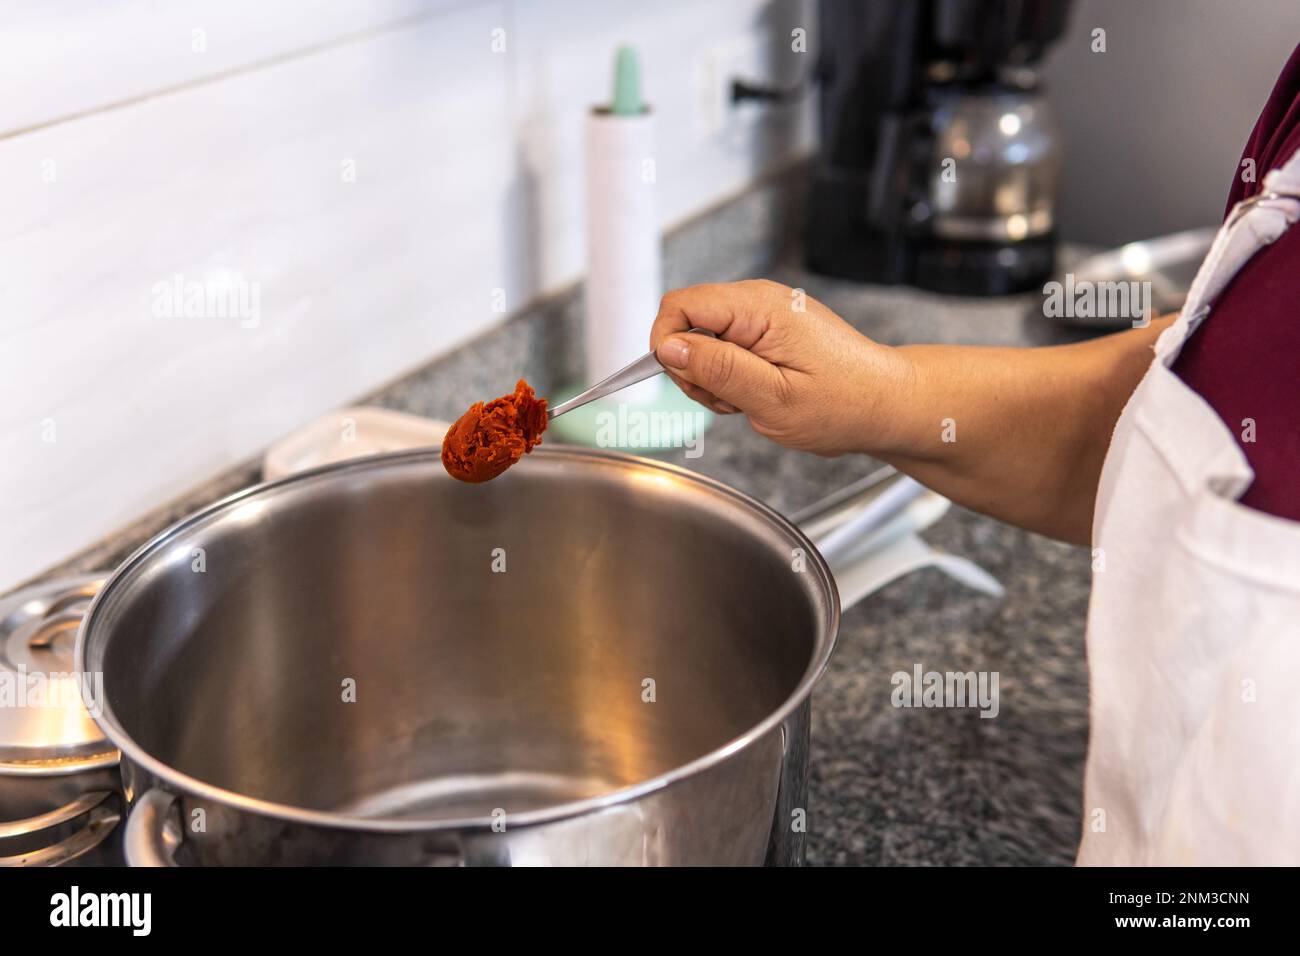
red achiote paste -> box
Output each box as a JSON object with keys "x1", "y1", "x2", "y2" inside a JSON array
[{"x1": 441, "y1": 379, "x2": 548, "y2": 483}]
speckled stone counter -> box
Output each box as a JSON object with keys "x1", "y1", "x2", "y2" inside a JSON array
[{"x1": 35, "y1": 165, "x2": 1103, "y2": 865}]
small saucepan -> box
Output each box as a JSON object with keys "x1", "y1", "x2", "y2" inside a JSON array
[{"x1": 76, "y1": 447, "x2": 986, "y2": 865}]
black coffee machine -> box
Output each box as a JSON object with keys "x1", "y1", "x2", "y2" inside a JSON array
[{"x1": 807, "y1": 0, "x2": 1072, "y2": 295}]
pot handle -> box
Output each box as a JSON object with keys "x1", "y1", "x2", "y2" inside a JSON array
[
  {"x1": 794, "y1": 466, "x2": 1003, "y2": 611},
  {"x1": 0, "y1": 792, "x2": 121, "y2": 867},
  {"x1": 123, "y1": 788, "x2": 181, "y2": 867}
]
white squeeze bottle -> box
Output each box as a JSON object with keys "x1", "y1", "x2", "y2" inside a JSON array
[{"x1": 550, "y1": 45, "x2": 712, "y2": 452}]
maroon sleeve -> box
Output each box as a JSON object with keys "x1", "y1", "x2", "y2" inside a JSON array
[{"x1": 1172, "y1": 42, "x2": 1300, "y2": 522}]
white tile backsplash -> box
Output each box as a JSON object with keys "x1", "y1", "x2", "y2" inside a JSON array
[
  {"x1": 0, "y1": 0, "x2": 449, "y2": 136},
  {"x1": 2, "y1": 0, "x2": 814, "y2": 591}
]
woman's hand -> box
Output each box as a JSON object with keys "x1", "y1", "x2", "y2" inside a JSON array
[
  {"x1": 650, "y1": 278, "x2": 1175, "y2": 545},
  {"x1": 650, "y1": 280, "x2": 913, "y2": 456}
]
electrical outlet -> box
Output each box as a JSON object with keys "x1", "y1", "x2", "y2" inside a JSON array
[{"x1": 693, "y1": 34, "x2": 771, "y2": 139}]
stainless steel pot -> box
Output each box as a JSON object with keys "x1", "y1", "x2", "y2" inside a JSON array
[
  {"x1": 1, "y1": 576, "x2": 123, "y2": 866},
  {"x1": 75, "y1": 448, "x2": 963, "y2": 866}
]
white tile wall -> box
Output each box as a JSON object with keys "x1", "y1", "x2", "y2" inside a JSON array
[
  {"x1": 2, "y1": 0, "x2": 814, "y2": 591},
  {"x1": 0, "y1": 0, "x2": 448, "y2": 135}
]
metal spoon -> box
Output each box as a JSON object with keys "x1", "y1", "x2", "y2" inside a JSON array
[{"x1": 547, "y1": 328, "x2": 715, "y2": 420}]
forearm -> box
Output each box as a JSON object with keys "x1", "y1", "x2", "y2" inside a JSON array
[
  {"x1": 868, "y1": 318, "x2": 1173, "y2": 545},
  {"x1": 649, "y1": 281, "x2": 1172, "y2": 544}
]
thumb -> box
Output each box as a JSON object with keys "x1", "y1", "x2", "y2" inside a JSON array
[{"x1": 656, "y1": 332, "x2": 782, "y2": 415}]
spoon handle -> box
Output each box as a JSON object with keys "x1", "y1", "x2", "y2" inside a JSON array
[{"x1": 547, "y1": 328, "x2": 714, "y2": 420}]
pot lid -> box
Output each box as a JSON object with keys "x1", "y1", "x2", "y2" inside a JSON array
[{"x1": 0, "y1": 574, "x2": 117, "y2": 772}]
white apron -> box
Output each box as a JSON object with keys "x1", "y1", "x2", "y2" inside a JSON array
[{"x1": 1079, "y1": 148, "x2": 1300, "y2": 865}]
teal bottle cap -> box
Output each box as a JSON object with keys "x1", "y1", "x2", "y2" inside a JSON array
[{"x1": 611, "y1": 45, "x2": 643, "y2": 116}]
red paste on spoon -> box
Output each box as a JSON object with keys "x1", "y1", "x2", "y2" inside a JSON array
[{"x1": 441, "y1": 379, "x2": 548, "y2": 483}]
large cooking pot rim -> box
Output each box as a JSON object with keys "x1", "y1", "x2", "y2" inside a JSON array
[{"x1": 75, "y1": 446, "x2": 840, "y2": 833}]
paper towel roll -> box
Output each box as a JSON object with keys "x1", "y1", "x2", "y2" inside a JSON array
[{"x1": 584, "y1": 107, "x2": 662, "y2": 406}]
